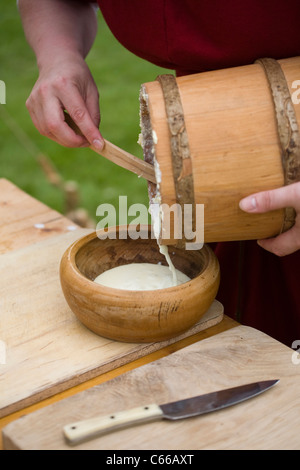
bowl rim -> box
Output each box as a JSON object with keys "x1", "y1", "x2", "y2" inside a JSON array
[{"x1": 60, "y1": 226, "x2": 220, "y2": 297}]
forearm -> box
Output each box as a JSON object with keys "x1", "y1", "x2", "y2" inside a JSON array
[{"x1": 18, "y1": 0, "x2": 98, "y2": 69}]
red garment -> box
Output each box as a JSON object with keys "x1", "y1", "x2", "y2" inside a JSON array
[
  {"x1": 96, "y1": 0, "x2": 300, "y2": 346},
  {"x1": 97, "y1": 0, "x2": 300, "y2": 76}
]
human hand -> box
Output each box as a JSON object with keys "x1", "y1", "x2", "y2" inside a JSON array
[
  {"x1": 239, "y1": 182, "x2": 300, "y2": 256},
  {"x1": 26, "y1": 54, "x2": 104, "y2": 149}
]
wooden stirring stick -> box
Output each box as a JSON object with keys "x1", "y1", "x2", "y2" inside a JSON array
[
  {"x1": 64, "y1": 111, "x2": 156, "y2": 183},
  {"x1": 91, "y1": 140, "x2": 156, "y2": 183}
]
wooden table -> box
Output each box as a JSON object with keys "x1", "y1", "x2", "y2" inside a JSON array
[{"x1": 0, "y1": 178, "x2": 238, "y2": 450}]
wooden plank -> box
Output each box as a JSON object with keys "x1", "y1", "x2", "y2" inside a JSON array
[
  {"x1": 0, "y1": 229, "x2": 223, "y2": 418},
  {"x1": 3, "y1": 325, "x2": 299, "y2": 450},
  {"x1": 0, "y1": 315, "x2": 237, "y2": 450},
  {"x1": 0, "y1": 178, "x2": 79, "y2": 253}
]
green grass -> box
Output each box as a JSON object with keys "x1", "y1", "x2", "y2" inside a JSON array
[{"x1": 0, "y1": 4, "x2": 170, "y2": 223}]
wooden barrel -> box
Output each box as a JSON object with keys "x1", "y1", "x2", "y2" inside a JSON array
[{"x1": 139, "y1": 57, "x2": 300, "y2": 247}]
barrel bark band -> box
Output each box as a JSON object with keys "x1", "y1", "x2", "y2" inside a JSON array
[
  {"x1": 156, "y1": 74, "x2": 195, "y2": 248},
  {"x1": 255, "y1": 58, "x2": 300, "y2": 233}
]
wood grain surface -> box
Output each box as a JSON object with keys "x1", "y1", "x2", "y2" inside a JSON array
[
  {"x1": 60, "y1": 228, "x2": 220, "y2": 343},
  {"x1": 0, "y1": 228, "x2": 223, "y2": 418},
  {"x1": 3, "y1": 325, "x2": 300, "y2": 450},
  {"x1": 0, "y1": 178, "x2": 79, "y2": 254},
  {"x1": 141, "y1": 57, "x2": 300, "y2": 244}
]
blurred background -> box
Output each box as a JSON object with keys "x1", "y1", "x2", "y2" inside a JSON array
[{"x1": 0, "y1": 3, "x2": 169, "y2": 226}]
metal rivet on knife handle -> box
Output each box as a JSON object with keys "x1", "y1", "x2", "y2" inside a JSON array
[{"x1": 63, "y1": 404, "x2": 163, "y2": 446}]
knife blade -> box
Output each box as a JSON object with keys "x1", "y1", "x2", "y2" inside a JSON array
[{"x1": 63, "y1": 379, "x2": 279, "y2": 445}]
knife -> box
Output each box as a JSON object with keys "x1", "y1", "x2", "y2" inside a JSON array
[{"x1": 63, "y1": 379, "x2": 279, "y2": 445}]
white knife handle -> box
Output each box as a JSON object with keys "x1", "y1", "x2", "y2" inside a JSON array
[{"x1": 63, "y1": 403, "x2": 163, "y2": 445}]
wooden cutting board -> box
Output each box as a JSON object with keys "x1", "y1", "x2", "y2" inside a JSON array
[
  {"x1": 3, "y1": 325, "x2": 300, "y2": 450},
  {"x1": 0, "y1": 229, "x2": 223, "y2": 418}
]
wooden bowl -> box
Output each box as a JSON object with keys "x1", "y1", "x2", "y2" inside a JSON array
[{"x1": 59, "y1": 226, "x2": 220, "y2": 343}]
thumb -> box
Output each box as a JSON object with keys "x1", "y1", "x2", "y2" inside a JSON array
[
  {"x1": 239, "y1": 183, "x2": 300, "y2": 256},
  {"x1": 239, "y1": 183, "x2": 300, "y2": 213}
]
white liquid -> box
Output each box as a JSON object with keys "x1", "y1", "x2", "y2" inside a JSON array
[
  {"x1": 94, "y1": 263, "x2": 190, "y2": 291},
  {"x1": 148, "y1": 158, "x2": 182, "y2": 284},
  {"x1": 148, "y1": 169, "x2": 179, "y2": 285},
  {"x1": 159, "y1": 245, "x2": 178, "y2": 286},
  {"x1": 93, "y1": 145, "x2": 186, "y2": 291}
]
